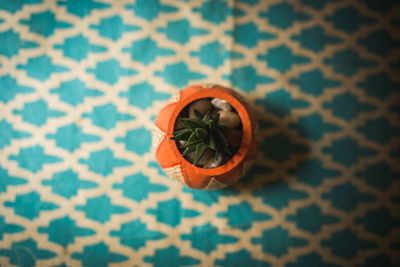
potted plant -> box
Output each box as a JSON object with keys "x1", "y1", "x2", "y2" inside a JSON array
[{"x1": 153, "y1": 84, "x2": 258, "y2": 190}]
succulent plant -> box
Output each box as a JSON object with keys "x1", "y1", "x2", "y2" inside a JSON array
[{"x1": 171, "y1": 110, "x2": 231, "y2": 165}]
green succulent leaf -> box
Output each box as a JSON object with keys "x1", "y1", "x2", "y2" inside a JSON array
[
  {"x1": 216, "y1": 128, "x2": 229, "y2": 148},
  {"x1": 170, "y1": 128, "x2": 192, "y2": 140},
  {"x1": 182, "y1": 132, "x2": 196, "y2": 146},
  {"x1": 183, "y1": 133, "x2": 203, "y2": 148},
  {"x1": 207, "y1": 135, "x2": 216, "y2": 150},
  {"x1": 194, "y1": 109, "x2": 202, "y2": 120},
  {"x1": 181, "y1": 118, "x2": 205, "y2": 131},
  {"x1": 215, "y1": 146, "x2": 220, "y2": 160},
  {"x1": 182, "y1": 145, "x2": 195, "y2": 156},
  {"x1": 202, "y1": 113, "x2": 211, "y2": 124},
  {"x1": 194, "y1": 144, "x2": 207, "y2": 165},
  {"x1": 195, "y1": 128, "x2": 208, "y2": 138},
  {"x1": 213, "y1": 112, "x2": 220, "y2": 123}
]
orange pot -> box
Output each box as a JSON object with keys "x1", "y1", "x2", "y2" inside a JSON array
[{"x1": 153, "y1": 84, "x2": 258, "y2": 190}]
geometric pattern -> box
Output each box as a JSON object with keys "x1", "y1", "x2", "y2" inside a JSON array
[{"x1": 0, "y1": 0, "x2": 399, "y2": 266}]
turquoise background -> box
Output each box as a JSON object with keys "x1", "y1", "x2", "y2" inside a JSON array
[{"x1": 0, "y1": 0, "x2": 399, "y2": 266}]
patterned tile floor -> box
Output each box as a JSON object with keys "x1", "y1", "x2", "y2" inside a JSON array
[{"x1": 0, "y1": 0, "x2": 399, "y2": 266}]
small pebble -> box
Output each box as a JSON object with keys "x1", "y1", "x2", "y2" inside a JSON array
[
  {"x1": 223, "y1": 128, "x2": 242, "y2": 147},
  {"x1": 177, "y1": 140, "x2": 185, "y2": 150},
  {"x1": 184, "y1": 148, "x2": 214, "y2": 166},
  {"x1": 211, "y1": 98, "x2": 231, "y2": 111},
  {"x1": 175, "y1": 117, "x2": 185, "y2": 130},
  {"x1": 218, "y1": 110, "x2": 241, "y2": 128},
  {"x1": 204, "y1": 153, "x2": 223, "y2": 168},
  {"x1": 189, "y1": 99, "x2": 212, "y2": 118}
]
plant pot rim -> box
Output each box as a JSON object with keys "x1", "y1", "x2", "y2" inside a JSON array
[{"x1": 167, "y1": 85, "x2": 252, "y2": 176}]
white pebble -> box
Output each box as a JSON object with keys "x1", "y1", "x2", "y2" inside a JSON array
[
  {"x1": 178, "y1": 140, "x2": 186, "y2": 146},
  {"x1": 204, "y1": 153, "x2": 224, "y2": 169},
  {"x1": 211, "y1": 98, "x2": 231, "y2": 111}
]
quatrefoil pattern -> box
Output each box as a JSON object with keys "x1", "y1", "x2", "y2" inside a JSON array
[{"x1": 0, "y1": 0, "x2": 399, "y2": 266}]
